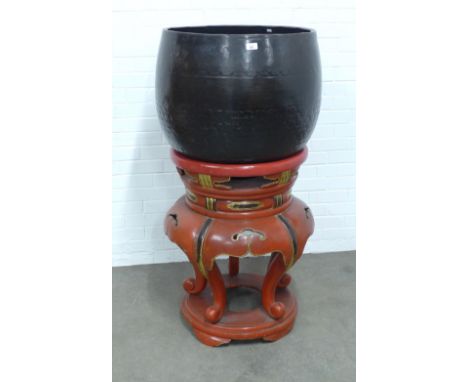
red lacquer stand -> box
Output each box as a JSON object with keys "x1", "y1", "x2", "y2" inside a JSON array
[{"x1": 164, "y1": 149, "x2": 314, "y2": 346}]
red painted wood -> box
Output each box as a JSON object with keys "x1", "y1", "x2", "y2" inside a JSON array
[
  {"x1": 183, "y1": 262, "x2": 207, "y2": 294},
  {"x1": 180, "y1": 273, "x2": 297, "y2": 346},
  {"x1": 262, "y1": 252, "x2": 287, "y2": 319},
  {"x1": 164, "y1": 154, "x2": 314, "y2": 346},
  {"x1": 171, "y1": 148, "x2": 307, "y2": 177},
  {"x1": 204, "y1": 262, "x2": 226, "y2": 323}
]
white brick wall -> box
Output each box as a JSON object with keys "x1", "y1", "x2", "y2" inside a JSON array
[{"x1": 112, "y1": 0, "x2": 355, "y2": 266}]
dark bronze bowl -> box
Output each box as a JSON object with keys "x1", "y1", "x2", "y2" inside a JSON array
[{"x1": 156, "y1": 25, "x2": 321, "y2": 163}]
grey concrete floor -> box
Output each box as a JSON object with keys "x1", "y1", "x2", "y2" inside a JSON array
[{"x1": 113, "y1": 251, "x2": 355, "y2": 382}]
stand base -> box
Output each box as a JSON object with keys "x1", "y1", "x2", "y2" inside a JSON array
[{"x1": 181, "y1": 273, "x2": 297, "y2": 347}]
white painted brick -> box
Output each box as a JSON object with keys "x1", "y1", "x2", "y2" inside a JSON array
[
  {"x1": 144, "y1": 199, "x2": 174, "y2": 213},
  {"x1": 113, "y1": 11, "x2": 204, "y2": 57},
  {"x1": 153, "y1": 173, "x2": 182, "y2": 187},
  {"x1": 113, "y1": 118, "x2": 160, "y2": 132},
  {"x1": 123, "y1": 88, "x2": 155, "y2": 103},
  {"x1": 124, "y1": 214, "x2": 146, "y2": 227},
  {"x1": 305, "y1": 151, "x2": 329, "y2": 165},
  {"x1": 321, "y1": 96, "x2": 355, "y2": 110},
  {"x1": 112, "y1": 174, "x2": 154, "y2": 189},
  {"x1": 309, "y1": 138, "x2": 355, "y2": 152},
  {"x1": 327, "y1": 150, "x2": 355, "y2": 163},
  {"x1": 292, "y1": 9, "x2": 355, "y2": 24},
  {"x1": 112, "y1": 147, "x2": 140, "y2": 161},
  {"x1": 112, "y1": 227, "x2": 145, "y2": 243},
  {"x1": 113, "y1": 188, "x2": 159, "y2": 202},
  {"x1": 309, "y1": 124, "x2": 334, "y2": 139},
  {"x1": 113, "y1": 201, "x2": 143, "y2": 216},
  {"x1": 309, "y1": 201, "x2": 355, "y2": 217},
  {"x1": 112, "y1": 102, "x2": 156, "y2": 118},
  {"x1": 113, "y1": 216, "x2": 125, "y2": 229},
  {"x1": 112, "y1": 57, "x2": 156, "y2": 73},
  {"x1": 293, "y1": 191, "x2": 310, "y2": 203},
  {"x1": 193, "y1": 0, "x2": 323, "y2": 10},
  {"x1": 306, "y1": 238, "x2": 355, "y2": 253},
  {"x1": 144, "y1": 213, "x2": 167, "y2": 226},
  {"x1": 323, "y1": 66, "x2": 355, "y2": 81},
  {"x1": 112, "y1": 20, "x2": 160, "y2": 57},
  {"x1": 313, "y1": 216, "x2": 346, "y2": 229},
  {"x1": 327, "y1": 202, "x2": 356, "y2": 215},
  {"x1": 113, "y1": 240, "x2": 153, "y2": 254},
  {"x1": 112, "y1": 73, "x2": 155, "y2": 88},
  {"x1": 307, "y1": 203, "x2": 331, "y2": 216},
  {"x1": 316, "y1": 163, "x2": 355, "y2": 177},
  {"x1": 324, "y1": 176, "x2": 355, "y2": 190},
  {"x1": 334, "y1": 124, "x2": 356, "y2": 137},
  {"x1": 293, "y1": 177, "x2": 327, "y2": 192},
  {"x1": 113, "y1": 160, "x2": 164, "y2": 175},
  {"x1": 113, "y1": 0, "x2": 193, "y2": 11},
  {"x1": 344, "y1": 215, "x2": 356, "y2": 228},
  {"x1": 203, "y1": 9, "x2": 294, "y2": 26},
  {"x1": 315, "y1": 228, "x2": 355, "y2": 240},
  {"x1": 112, "y1": 88, "x2": 126, "y2": 103},
  {"x1": 323, "y1": 82, "x2": 355, "y2": 98},
  {"x1": 149, "y1": 249, "x2": 187, "y2": 264},
  {"x1": 162, "y1": 159, "x2": 177, "y2": 173},
  {"x1": 112, "y1": 132, "x2": 162, "y2": 146},
  {"x1": 140, "y1": 145, "x2": 170, "y2": 160},
  {"x1": 318, "y1": 37, "x2": 355, "y2": 53},
  {"x1": 145, "y1": 226, "x2": 176, "y2": 250},
  {"x1": 313, "y1": 23, "x2": 355, "y2": 39},
  {"x1": 147, "y1": 186, "x2": 184, "y2": 201},
  {"x1": 298, "y1": 166, "x2": 318, "y2": 178},
  {"x1": 112, "y1": 0, "x2": 355, "y2": 266},
  {"x1": 322, "y1": 52, "x2": 355, "y2": 67},
  {"x1": 112, "y1": 253, "x2": 156, "y2": 267},
  {"x1": 317, "y1": 110, "x2": 355, "y2": 124},
  {"x1": 310, "y1": 190, "x2": 349, "y2": 203}
]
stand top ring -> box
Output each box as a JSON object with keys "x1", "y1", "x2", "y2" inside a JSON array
[{"x1": 171, "y1": 149, "x2": 308, "y2": 177}]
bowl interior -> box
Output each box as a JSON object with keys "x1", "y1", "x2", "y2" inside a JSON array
[{"x1": 167, "y1": 25, "x2": 311, "y2": 35}]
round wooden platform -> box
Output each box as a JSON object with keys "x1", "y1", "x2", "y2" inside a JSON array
[{"x1": 180, "y1": 273, "x2": 297, "y2": 346}]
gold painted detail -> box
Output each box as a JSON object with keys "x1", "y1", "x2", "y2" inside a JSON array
[
  {"x1": 205, "y1": 197, "x2": 216, "y2": 211},
  {"x1": 227, "y1": 200, "x2": 264, "y2": 211},
  {"x1": 212, "y1": 176, "x2": 231, "y2": 189},
  {"x1": 273, "y1": 194, "x2": 283, "y2": 208},
  {"x1": 278, "y1": 170, "x2": 292, "y2": 185},
  {"x1": 262, "y1": 170, "x2": 294, "y2": 187},
  {"x1": 198, "y1": 174, "x2": 213, "y2": 188},
  {"x1": 185, "y1": 190, "x2": 197, "y2": 202},
  {"x1": 197, "y1": 256, "x2": 207, "y2": 278},
  {"x1": 196, "y1": 219, "x2": 212, "y2": 278}
]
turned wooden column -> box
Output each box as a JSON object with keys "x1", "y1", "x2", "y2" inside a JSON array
[{"x1": 164, "y1": 149, "x2": 314, "y2": 346}]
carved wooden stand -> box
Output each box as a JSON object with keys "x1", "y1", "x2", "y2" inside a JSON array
[{"x1": 165, "y1": 149, "x2": 314, "y2": 346}]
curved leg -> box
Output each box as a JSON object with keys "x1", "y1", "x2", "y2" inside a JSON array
[
  {"x1": 204, "y1": 261, "x2": 226, "y2": 323},
  {"x1": 262, "y1": 252, "x2": 287, "y2": 319},
  {"x1": 267, "y1": 253, "x2": 292, "y2": 288},
  {"x1": 183, "y1": 261, "x2": 207, "y2": 294},
  {"x1": 229, "y1": 256, "x2": 239, "y2": 276}
]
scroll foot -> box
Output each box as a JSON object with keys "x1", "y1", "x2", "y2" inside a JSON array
[
  {"x1": 183, "y1": 261, "x2": 207, "y2": 294},
  {"x1": 262, "y1": 252, "x2": 287, "y2": 319},
  {"x1": 193, "y1": 329, "x2": 231, "y2": 347},
  {"x1": 183, "y1": 276, "x2": 206, "y2": 294},
  {"x1": 278, "y1": 273, "x2": 292, "y2": 288}
]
